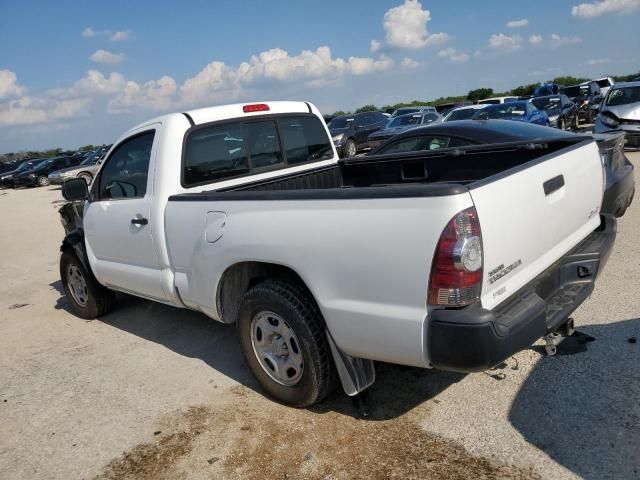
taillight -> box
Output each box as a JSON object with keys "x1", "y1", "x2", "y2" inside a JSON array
[
  {"x1": 428, "y1": 207, "x2": 483, "y2": 307},
  {"x1": 243, "y1": 103, "x2": 270, "y2": 113}
]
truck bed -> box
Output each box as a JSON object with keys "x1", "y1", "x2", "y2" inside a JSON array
[{"x1": 207, "y1": 137, "x2": 587, "y2": 195}]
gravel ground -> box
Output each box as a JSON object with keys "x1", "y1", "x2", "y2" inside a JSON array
[{"x1": 0, "y1": 152, "x2": 638, "y2": 479}]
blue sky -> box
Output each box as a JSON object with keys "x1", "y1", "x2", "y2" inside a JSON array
[{"x1": 1, "y1": 0, "x2": 639, "y2": 152}]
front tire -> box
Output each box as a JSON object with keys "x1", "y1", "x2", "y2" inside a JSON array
[
  {"x1": 343, "y1": 139, "x2": 357, "y2": 158},
  {"x1": 237, "y1": 280, "x2": 335, "y2": 407},
  {"x1": 60, "y1": 250, "x2": 115, "y2": 319}
]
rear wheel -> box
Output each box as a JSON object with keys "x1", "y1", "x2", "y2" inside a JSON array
[
  {"x1": 343, "y1": 139, "x2": 357, "y2": 158},
  {"x1": 237, "y1": 279, "x2": 335, "y2": 407},
  {"x1": 60, "y1": 250, "x2": 115, "y2": 319},
  {"x1": 573, "y1": 115, "x2": 579, "y2": 129},
  {"x1": 37, "y1": 176, "x2": 50, "y2": 187}
]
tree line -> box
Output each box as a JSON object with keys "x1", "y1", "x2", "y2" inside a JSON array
[
  {"x1": 332, "y1": 71, "x2": 639, "y2": 116},
  {"x1": 0, "y1": 145, "x2": 100, "y2": 165}
]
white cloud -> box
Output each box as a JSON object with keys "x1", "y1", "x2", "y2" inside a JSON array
[
  {"x1": 0, "y1": 96, "x2": 89, "y2": 126},
  {"x1": 179, "y1": 46, "x2": 394, "y2": 106},
  {"x1": 507, "y1": 19, "x2": 529, "y2": 28},
  {"x1": 90, "y1": 49, "x2": 126, "y2": 64},
  {"x1": 382, "y1": 0, "x2": 449, "y2": 49},
  {"x1": 438, "y1": 47, "x2": 470, "y2": 64},
  {"x1": 550, "y1": 33, "x2": 583, "y2": 47},
  {"x1": 401, "y1": 57, "x2": 420, "y2": 69},
  {"x1": 529, "y1": 34, "x2": 544, "y2": 45},
  {"x1": 68, "y1": 70, "x2": 127, "y2": 97},
  {"x1": 586, "y1": 58, "x2": 612, "y2": 65},
  {"x1": 488, "y1": 33, "x2": 522, "y2": 53},
  {"x1": 370, "y1": 39, "x2": 381, "y2": 52},
  {"x1": 571, "y1": 0, "x2": 640, "y2": 18},
  {"x1": 82, "y1": 27, "x2": 108, "y2": 38},
  {"x1": 110, "y1": 30, "x2": 131, "y2": 42},
  {"x1": 109, "y1": 76, "x2": 177, "y2": 113},
  {"x1": 0, "y1": 70, "x2": 24, "y2": 99}
]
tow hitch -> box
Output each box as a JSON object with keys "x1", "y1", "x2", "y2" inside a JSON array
[{"x1": 543, "y1": 318, "x2": 576, "y2": 356}]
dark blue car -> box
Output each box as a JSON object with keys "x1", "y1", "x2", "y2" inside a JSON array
[
  {"x1": 367, "y1": 112, "x2": 442, "y2": 150},
  {"x1": 472, "y1": 101, "x2": 549, "y2": 126}
]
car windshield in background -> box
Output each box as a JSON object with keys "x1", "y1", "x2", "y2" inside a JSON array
[
  {"x1": 446, "y1": 108, "x2": 480, "y2": 121},
  {"x1": 80, "y1": 155, "x2": 99, "y2": 166},
  {"x1": 15, "y1": 161, "x2": 38, "y2": 172},
  {"x1": 34, "y1": 159, "x2": 52, "y2": 169},
  {"x1": 532, "y1": 97, "x2": 561, "y2": 111},
  {"x1": 474, "y1": 103, "x2": 527, "y2": 119},
  {"x1": 328, "y1": 117, "x2": 354, "y2": 129},
  {"x1": 389, "y1": 115, "x2": 423, "y2": 127},
  {"x1": 394, "y1": 108, "x2": 420, "y2": 116},
  {"x1": 596, "y1": 79, "x2": 611, "y2": 88},
  {"x1": 562, "y1": 86, "x2": 589, "y2": 98},
  {"x1": 423, "y1": 113, "x2": 439, "y2": 122},
  {"x1": 605, "y1": 86, "x2": 640, "y2": 106}
]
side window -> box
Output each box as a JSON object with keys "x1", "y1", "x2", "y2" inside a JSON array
[
  {"x1": 98, "y1": 131, "x2": 154, "y2": 200},
  {"x1": 279, "y1": 116, "x2": 333, "y2": 165}
]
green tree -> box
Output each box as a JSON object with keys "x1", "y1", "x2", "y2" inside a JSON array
[
  {"x1": 550, "y1": 76, "x2": 588, "y2": 86},
  {"x1": 354, "y1": 104, "x2": 379, "y2": 113},
  {"x1": 467, "y1": 88, "x2": 494, "y2": 102},
  {"x1": 509, "y1": 83, "x2": 538, "y2": 97}
]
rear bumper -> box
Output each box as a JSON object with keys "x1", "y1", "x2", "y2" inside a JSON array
[
  {"x1": 602, "y1": 161, "x2": 635, "y2": 217},
  {"x1": 427, "y1": 215, "x2": 616, "y2": 372}
]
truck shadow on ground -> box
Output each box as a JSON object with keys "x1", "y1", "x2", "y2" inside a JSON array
[
  {"x1": 52, "y1": 286, "x2": 464, "y2": 420},
  {"x1": 510, "y1": 317, "x2": 640, "y2": 480}
]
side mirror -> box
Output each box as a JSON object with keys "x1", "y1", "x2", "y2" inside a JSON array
[{"x1": 62, "y1": 177, "x2": 89, "y2": 201}]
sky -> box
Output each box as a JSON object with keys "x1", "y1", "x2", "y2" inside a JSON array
[{"x1": 1, "y1": 0, "x2": 639, "y2": 152}]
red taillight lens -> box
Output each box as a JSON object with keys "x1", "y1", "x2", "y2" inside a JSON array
[
  {"x1": 243, "y1": 103, "x2": 270, "y2": 113},
  {"x1": 428, "y1": 207, "x2": 483, "y2": 307}
]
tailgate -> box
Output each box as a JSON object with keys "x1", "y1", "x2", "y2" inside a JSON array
[{"x1": 470, "y1": 139, "x2": 604, "y2": 310}]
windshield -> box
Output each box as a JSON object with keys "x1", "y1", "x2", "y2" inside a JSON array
[
  {"x1": 562, "y1": 85, "x2": 589, "y2": 98},
  {"x1": 445, "y1": 108, "x2": 480, "y2": 121},
  {"x1": 597, "y1": 79, "x2": 612, "y2": 88},
  {"x1": 34, "y1": 159, "x2": 52, "y2": 169},
  {"x1": 605, "y1": 86, "x2": 640, "y2": 106},
  {"x1": 531, "y1": 97, "x2": 561, "y2": 111},
  {"x1": 474, "y1": 103, "x2": 527, "y2": 119},
  {"x1": 81, "y1": 155, "x2": 99, "y2": 166},
  {"x1": 388, "y1": 114, "x2": 423, "y2": 127},
  {"x1": 15, "y1": 160, "x2": 38, "y2": 172},
  {"x1": 394, "y1": 108, "x2": 420, "y2": 116},
  {"x1": 328, "y1": 117, "x2": 354, "y2": 129}
]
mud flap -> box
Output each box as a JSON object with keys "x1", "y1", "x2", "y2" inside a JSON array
[{"x1": 326, "y1": 330, "x2": 375, "y2": 396}]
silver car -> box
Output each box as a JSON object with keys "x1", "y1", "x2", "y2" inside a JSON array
[
  {"x1": 594, "y1": 81, "x2": 640, "y2": 149},
  {"x1": 48, "y1": 153, "x2": 103, "y2": 185}
]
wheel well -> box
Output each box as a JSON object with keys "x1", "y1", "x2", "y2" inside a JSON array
[
  {"x1": 77, "y1": 171, "x2": 92, "y2": 177},
  {"x1": 216, "y1": 262, "x2": 314, "y2": 324}
]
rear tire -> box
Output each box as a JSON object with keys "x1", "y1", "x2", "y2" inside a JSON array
[
  {"x1": 237, "y1": 279, "x2": 335, "y2": 407},
  {"x1": 60, "y1": 250, "x2": 115, "y2": 319},
  {"x1": 37, "y1": 176, "x2": 50, "y2": 187}
]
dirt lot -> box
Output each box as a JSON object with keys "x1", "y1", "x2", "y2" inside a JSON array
[{"x1": 1, "y1": 153, "x2": 639, "y2": 480}]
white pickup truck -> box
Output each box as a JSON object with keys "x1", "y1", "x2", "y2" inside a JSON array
[{"x1": 59, "y1": 101, "x2": 616, "y2": 407}]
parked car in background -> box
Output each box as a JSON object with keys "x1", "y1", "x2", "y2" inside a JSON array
[
  {"x1": 561, "y1": 82, "x2": 602, "y2": 123},
  {"x1": 389, "y1": 106, "x2": 437, "y2": 117},
  {"x1": 434, "y1": 101, "x2": 473, "y2": 114},
  {"x1": 49, "y1": 151, "x2": 105, "y2": 185},
  {"x1": 594, "y1": 81, "x2": 640, "y2": 150},
  {"x1": 472, "y1": 101, "x2": 549, "y2": 126},
  {"x1": 0, "y1": 159, "x2": 42, "y2": 188},
  {"x1": 593, "y1": 77, "x2": 615, "y2": 98},
  {"x1": 366, "y1": 112, "x2": 442, "y2": 150},
  {"x1": 13, "y1": 156, "x2": 81, "y2": 187},
  {"x1": 530, "y1": 95, "x2": 579, "y2": 130},
  {"x1": 533, "y1": 83, "x2": 561, "y2": 97},
  {"x1": 328, "y1": 111, "x2": 388, "y2": 157},
  {"x1": 0, "y1": 158, "x2": 32, "y2": 175},
  {"x1": 370, "y1": 120, "x2": 634, "y2": 218},
  {"x1": 441, "y1": 104, "x2": 486, "y2": 122},
  {"x1": 477, "y1": 96, "x2": 518, "y2": 105}
]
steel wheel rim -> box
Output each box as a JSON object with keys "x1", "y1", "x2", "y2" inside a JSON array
[
  {"x1": 67, "y1": 264, "x2": 88, "y2": 306},
  {"x1": 38, "y1": 176, "x2": 49, "y2": 186},
  {"x1": 250, "y1": 311, "x2": 304, "y2": 386}
]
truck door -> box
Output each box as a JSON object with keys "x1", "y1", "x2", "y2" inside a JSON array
[{"x1": 83, "y1": 126, "x2": 166, "y2": 301}]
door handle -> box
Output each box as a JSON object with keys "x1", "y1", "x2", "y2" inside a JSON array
[
  {"x1": 543, "y1": 175, "x2": 565, "y2": 196},
  {"x1": 131, "y1": 217, "x2": 148, "y2": 226}
]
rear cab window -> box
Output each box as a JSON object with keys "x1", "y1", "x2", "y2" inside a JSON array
[{"x1": 183, "y1": 114, "x2": 333, "y2": 187}]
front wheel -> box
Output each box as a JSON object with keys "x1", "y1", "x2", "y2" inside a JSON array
[
  {"x1": 343, "y1": 139, "x2": 357, "y2": 158},
  {"x1": 60, "y1": 250, "x2": 115, "y2": 319},
  {"x1": 37, "y1": 176, "x2": 50, "y2": 187},
  {"x1": 237, "y1": 280, "x2": 336, "y2": 407}
]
